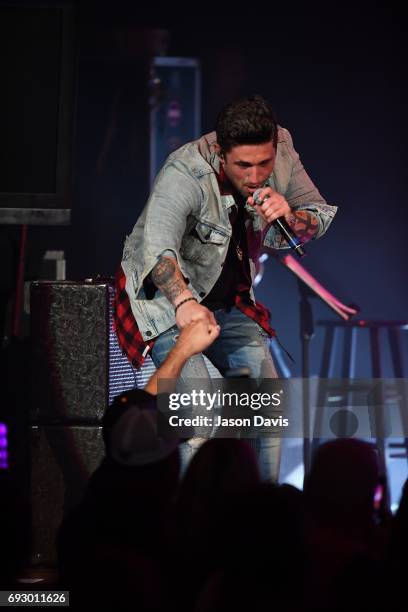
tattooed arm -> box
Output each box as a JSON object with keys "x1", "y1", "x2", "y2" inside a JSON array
[
  {"x1": 248, "y1": 187, "x2": 319, "y2": 245},
  {"x1": 287, "y1": 210, "x2": 319, "y2": 244},
  {"x1": 151, "y1": 256, "x2": 190, "y2": 305},
  {"x1": 151, "y1": 256, "x2": 216, "y2": 329},
  {"x1": 144, "y1": 319, "x2": 220, "y2": 394}
]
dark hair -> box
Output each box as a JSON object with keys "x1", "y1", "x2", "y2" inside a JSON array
[{"x1": 215, "y1": 95, "x2": 278, "y2": 153}]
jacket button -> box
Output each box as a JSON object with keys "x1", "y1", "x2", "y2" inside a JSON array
[
  {"x1": 199, "y1": 291, "x2": 205, "y2": 297},
  {"x1": 146, "y1": 331, "x2": 152, "y2": 337}
]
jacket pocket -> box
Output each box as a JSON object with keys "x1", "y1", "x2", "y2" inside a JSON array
[
  {"x1": 194, "y1": 221, "x2": 230, "y2": 244},
  {"x1": 180, "y1": 220, "x2": 229, "y2": 262}
]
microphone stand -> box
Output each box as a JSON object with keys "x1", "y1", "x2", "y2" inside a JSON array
[
  {"x1": 298, "y1": 281, "x2": 315, "y2": 476},
  {"x1": 270, "y1": 253, "x2": 359, "y2": 480}
]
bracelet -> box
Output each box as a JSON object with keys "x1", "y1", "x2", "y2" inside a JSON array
[{"x1": 174, "y1": 297, "x2": 197, "y2": 313}]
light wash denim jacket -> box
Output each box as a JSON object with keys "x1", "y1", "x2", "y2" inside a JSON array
[{"x1": 121, "y1": 128, "x2": 337, "y2": 340}]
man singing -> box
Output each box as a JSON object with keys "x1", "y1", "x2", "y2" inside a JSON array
[{"x1": 115, "y1": 95, "x2": 337, "y2": 480}]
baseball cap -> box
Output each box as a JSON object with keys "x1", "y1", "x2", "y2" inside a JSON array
[{"x1": 102, "y1": 389, "x2": 179, "y2": 466}]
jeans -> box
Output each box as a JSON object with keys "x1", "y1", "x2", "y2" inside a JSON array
[{"x1": 151, "y1": 307, "x2": 281, "y2": 482}]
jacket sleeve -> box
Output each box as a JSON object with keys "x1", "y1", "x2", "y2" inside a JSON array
[
  {"x1": 263, "y1": 128, "x2": 337, "y2": 250},
  {"x1": 140, "y1": 160, "x2": 202, "y2": 285}
]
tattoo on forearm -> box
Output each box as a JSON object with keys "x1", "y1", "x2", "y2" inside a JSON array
[
  {"x1": 152, "y1": 257, "x2": 176, "y2": 285},
  {"x1": 289, "y1": 211, "x2": 318, "y2": 242},
  {"x1": 151, "y1": 257, "x2": 187, "y2": 303}
]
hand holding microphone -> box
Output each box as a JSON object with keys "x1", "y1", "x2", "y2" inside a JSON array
[{"x1": 248, "y1": 187, "x2": 306, "y2": 258}]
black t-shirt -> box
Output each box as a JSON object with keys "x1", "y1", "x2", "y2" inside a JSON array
[{"x1": 201, "y1": 194, "x2": 251, "y2": 311}]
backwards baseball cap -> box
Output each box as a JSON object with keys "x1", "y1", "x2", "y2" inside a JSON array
[{"x1": 102, "y1": 389, "x2": 179, "y2": 466}]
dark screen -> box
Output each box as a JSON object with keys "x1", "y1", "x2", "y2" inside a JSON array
[{"x1": 0, "y1": 7, "x2": 62, "y2": 193}]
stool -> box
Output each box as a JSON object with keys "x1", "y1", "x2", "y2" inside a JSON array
[{"x1": 311, "y1": 320, "x2": 408, "y2": 475}]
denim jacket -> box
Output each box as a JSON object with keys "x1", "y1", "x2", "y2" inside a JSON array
[{"x1": 121, "y1": 128, "x2": 337, "y2": 340}]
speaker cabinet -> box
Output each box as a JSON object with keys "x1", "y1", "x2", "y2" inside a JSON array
[{"x1": 29, "y1": 280, "x2": 156, "y2": 565}]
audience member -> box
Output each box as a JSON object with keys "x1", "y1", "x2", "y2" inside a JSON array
[
  {"x1": 303, "y1": 439, "x2": 390, "y2": 611},
  {"x1": 57, "y1": 319, "x2": 220, "y2": 609}
]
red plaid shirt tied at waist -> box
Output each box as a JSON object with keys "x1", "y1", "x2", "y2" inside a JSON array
[{"x1": 113, "y1": 265, "x2": 275, "y2": 369}]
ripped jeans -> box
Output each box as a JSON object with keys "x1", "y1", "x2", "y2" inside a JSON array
[{"x1": 151, "y1": 307, "x2": 281, "y2": 482}]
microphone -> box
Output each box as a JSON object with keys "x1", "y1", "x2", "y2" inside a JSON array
[{"x1": 253, "y1": 189, "x2": 306, "y2": 258}]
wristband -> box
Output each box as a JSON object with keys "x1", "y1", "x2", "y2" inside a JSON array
[{"x1": 174, "y1": 297, "x2": 197, "y2": 314}]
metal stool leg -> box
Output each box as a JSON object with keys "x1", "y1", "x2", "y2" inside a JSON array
[
  {"x1": 335, "y1": 326, "x2": 357, "y2": 437},
  {"x1": 311, "y1": 326, "x2": 338, "y2": 461},
  {"x1": 388, "y1": 328, "x2": 408, "y2": 464},
  {"x1": 342, "y1": 326, "x2": 357, "y2": 379},
  {"x1": 369, "y1": 327, "x2": 388, "y2": 482}
]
